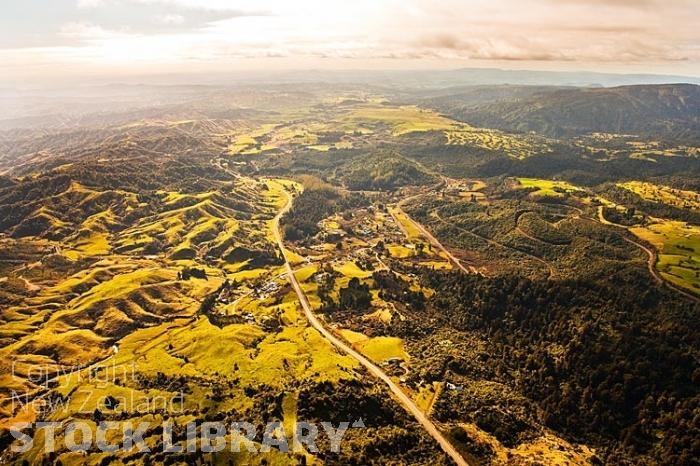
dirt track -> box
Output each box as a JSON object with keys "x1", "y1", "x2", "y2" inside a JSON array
[{"x1": 273, "y1": 189, "x2": 473, "y2": 466}]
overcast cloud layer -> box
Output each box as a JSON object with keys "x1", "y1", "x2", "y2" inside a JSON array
[{"x1": 1, "y1": 0, "x2": 698, "y2": 82}]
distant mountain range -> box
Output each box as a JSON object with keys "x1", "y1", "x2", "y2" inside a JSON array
[
  {"x1": 409, "y1": 68, "x2": 700, "y2": 87},
  {"x1": 4, "y1": 67, "x2": 699, "y2": 91},
  {"x1": 422, "y1": 83, "x2": 700, "y2": 142},
  {"x1": 2, "y1": 75, "x2": 698, "y2": 145},
  {"x1": 229, "y1": 68, "x2": 700, "y2": 88}
]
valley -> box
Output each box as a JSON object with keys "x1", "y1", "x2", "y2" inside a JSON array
[{"x1": 0, "y1": 83, "x2": 698, "y2": 466}]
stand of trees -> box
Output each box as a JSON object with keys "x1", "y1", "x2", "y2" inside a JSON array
[
  {"x1": 418, "y1": 269, "x2": 699, "y2": 465},
  {"x1": 339, "y1": 277, "x2": 372, "y2": 311},
  {"x1": 598, "y1": 184, "x2": 700, "y2": 224},
  {"x1": 282, "y1": 187, "x2": 367, "y2": 241}
]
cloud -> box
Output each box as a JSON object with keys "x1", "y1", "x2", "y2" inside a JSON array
[
  {"x1": 66, "y1": 2, "x2": 271, "y2": 40},
  {"x1": 59, "y1": 22, "x2": 124, "y2": 40},
  {"x1": 77, "y1": 0, "x2": 104, "y2": 8},
  {"x1": 0, "y1": 0, "x2": 697, "y2": 77},
  {"x1": 552, "y1": 0, "x2": 655, "y2": 6},
  {"x1": 158, "y1": 13, "x2": 185, "y2": 25},
  {"x1": 77, "y1": 0, "x2": 273, "y2": 15}
]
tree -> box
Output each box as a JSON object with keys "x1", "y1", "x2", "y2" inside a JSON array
[{"x1": 339, "y1": 277, "x2": 371, "y2": 311}]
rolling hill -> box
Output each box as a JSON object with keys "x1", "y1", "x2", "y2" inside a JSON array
[{"x1": 425, "y1": 83, "x2": 700, "y2": 143}]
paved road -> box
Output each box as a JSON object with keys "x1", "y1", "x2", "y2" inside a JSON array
[{"x1": 272, "y1": 189, "x2": 472, "y2": 466}]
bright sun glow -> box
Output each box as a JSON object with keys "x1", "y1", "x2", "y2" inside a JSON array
[{"x1": 1, "y1": 0, "x2": 699, "y2": 82}]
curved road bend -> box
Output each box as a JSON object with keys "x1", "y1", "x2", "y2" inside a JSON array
[
  {"x1": 582, "y1": 213, "x2": 700, "y2": 304},
  {"x1": 622, "y1": 237, "x2": 700, "y2": 304},
  {"x1": 272, "y1": 190, "x2": 473, "y2": 466}
]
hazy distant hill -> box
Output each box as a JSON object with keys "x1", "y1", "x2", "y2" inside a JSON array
[
  {"x1": 411, "y1": 84, "x2": 563, "y2": 106},
  {"x1": 247, "y1": 68, "x2": 700, "y2": 89},
  {"x1": 427, "y1": 84, "x2": 700, "y2": 142}
]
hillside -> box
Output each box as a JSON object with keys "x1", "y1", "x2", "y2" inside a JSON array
[
  {"x1": 0, "y1": 84, "x2": 698, "y2": 466},
  {"x1": 426, "y1": 84, "x2": 700, "y2": 143}
]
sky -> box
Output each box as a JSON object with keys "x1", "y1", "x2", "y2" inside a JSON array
[{"x1": 1, "y1": 0, "x2": 699, "y2": 84}]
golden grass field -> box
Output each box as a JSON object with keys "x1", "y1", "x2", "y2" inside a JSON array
[
  {"x1": 342, "y1": 105, "x2": 462, "y2": 136},
  {"x1": 618, "y1": 181, "x2": 700, "y2": 210},
  {"x1": 518, "y1": 178, "x2": 583, "y2": 198},
  {"x1": 211, "y1": 98, "x2": 552, "y2": 164},
  {"x1": 0, "y1": 173, "x2": 363, "y2": 464},
  {"x1": 223, "y1": 120, "x2": 355, "y2": 155},
  {"x1": 337, "y1": 330, "x2": 408, "y2": 364},
  {"x1": 446, "y1": 129, "x2": 551, "y2": 159},
  {"x1": 5, "y1": 93, "x2": 682, "y2": 464},
  {"x1": 630, "y1": 220, "x2": 700, "y2": 293}
]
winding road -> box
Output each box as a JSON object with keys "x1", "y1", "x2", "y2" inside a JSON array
[
  {"x1": 622, "y1": 235, "x2": 700, "y2": 303},
  {"x1": 268, "y1": 175, "x2": 696, "y2": 464},
  {"x1": 584, "y1": 212, "x2": 700, "y2": 304},
  {"x1": 272, "y1": 188, "x2": 472, "y2": 466}
]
